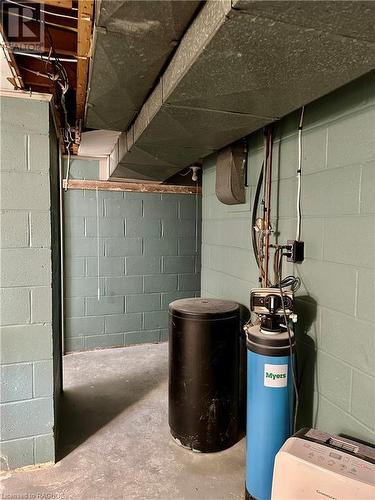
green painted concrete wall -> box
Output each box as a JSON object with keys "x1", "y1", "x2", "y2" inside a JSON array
[
  {"x1": 0, "y1": 95, "x2": 61, "y2": 469},
  {"x1": 64, "y1": 187, "x2": 201, "y2": 352},
  {"x1": 202, "y1": 72, "x2": 375, "y2": 444},
  {"x1": 63, "y1": 157, "x2": 100, "y2": 180}
]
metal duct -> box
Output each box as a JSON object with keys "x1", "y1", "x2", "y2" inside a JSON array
[
  {"x1": 109, "y1": 0, "x2": 375, "y2": 181},
  {"x1": 86, "y1": 0, "x2": 201, "y2": 131}
]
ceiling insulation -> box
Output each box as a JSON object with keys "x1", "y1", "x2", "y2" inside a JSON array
[
  {"x1": 85, "y1": 0, "x2": 201, "y2": 131},
  {"x1": 109, "y1": 0, "x2": 375, "y2": 182}
]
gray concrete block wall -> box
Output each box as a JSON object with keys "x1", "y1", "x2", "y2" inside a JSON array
[
  {"x1": 0, "y1": 96, "x2": 57, "y2": 470},
  {"x1": 201, "y1": 71, "x2": 375, "y2": 444},
  {"x1": 63, "y1": 157, "x2": 100, "y2": 180},
  {"x1": 64, "y1": 190, "x2": 201, "y2": 352}
]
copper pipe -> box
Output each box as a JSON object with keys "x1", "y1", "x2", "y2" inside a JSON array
[
  {"x1": 263, "y1": 125, "x2": 273, "y2": 286},
  {"x1": 260, "y1": 132, "x2": 267, "y2": 286}
]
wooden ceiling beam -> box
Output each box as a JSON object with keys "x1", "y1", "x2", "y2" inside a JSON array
[
  {"x1": 23, "y1": 80, "x2": 53, "y2": 88},
  {"x1": 76, "y1": 0, "x2": 93, "y2": 121},
  {"x1": 29, "y1": 0, "x2": 73, "y2": 8},
  {"x1": 43, "y1": 25, "x2": 77, "y2": 54},
  {"x1": 63, "y1": 179, "x2": 202, "y2": 195},
  {"x1": 40, "y1": 46, "x2": 77, "y2": 57}
]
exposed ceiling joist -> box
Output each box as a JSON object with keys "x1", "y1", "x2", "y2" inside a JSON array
[
  {"x1": 76, "y1": 0, "x2": 93, "y2": 121},
  {"x1": 22, "y1": 79, "x2": 51, "y2": 88},
  {"x1": 29, "y1": 0, "x2": 73, "y2": 8},
  {"x1": 39, "y1": 46, "x2": 77, "y2": 57},
  {"x1": 1, "y1": 0, "x2": 86, "y2": 153}
]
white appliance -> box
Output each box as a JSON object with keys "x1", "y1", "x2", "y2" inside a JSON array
[{"x1": 272, "y1": 428, "x2": 375, "y2": 500}]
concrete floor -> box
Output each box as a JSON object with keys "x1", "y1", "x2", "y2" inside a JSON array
[{"x1": 1, "y1": 343, "x2": 245, "y2": 499}]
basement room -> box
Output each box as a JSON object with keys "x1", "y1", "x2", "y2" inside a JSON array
[{"x1": 0, "y1": 1, "x2": 374, "y2": 499}]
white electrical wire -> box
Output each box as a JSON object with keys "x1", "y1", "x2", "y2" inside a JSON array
[
  {"x1": 296, "y1": 106, "x2": 305, "y2": 241},
  {"x1": 277, "y1": 252, "x2": 299, "y2": 433},
  {"x1": 96, "y1": 188, "x2": 101, "y2": 301},
  {"x1": 195, "y1": 182, "x2": 198, "y2": 253},
  {"x1": 64, "y1": 142, "x2": 71, "y2": 191},
  {"x1": 18, "y1": 65, "x2": 57, "y2": 80},
  {"x1": 6, "y1": 0, "x2": 78, "y2": 19},
  {"x1": 12, "y1": 51, "x2": 77, "y2": 63},
  {"x1": 13, "y1": 10, "x2": 75, "y2": 166}
]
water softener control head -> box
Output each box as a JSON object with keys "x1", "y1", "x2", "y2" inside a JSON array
[
  {"x1": 249, "y1": 288, "x2": 295, "y2": 333},
  {"x1": 250, "y1": 288, "x2": 294, "y2": 316}
]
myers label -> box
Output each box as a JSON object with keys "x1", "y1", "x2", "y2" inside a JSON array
[{"x1": 264, "y1": 364, "x2": 288, "y2": 388}]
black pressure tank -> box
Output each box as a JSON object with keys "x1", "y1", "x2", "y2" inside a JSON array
[{"x1": 168, "y1": 298, "x2": 245, "y2": 452}]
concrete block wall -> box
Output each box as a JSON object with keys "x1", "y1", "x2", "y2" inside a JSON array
[
  {"x1": 201, "y1": 71, "x2": 375, "y2": 444},
  {"x1": 0, "y1": 95, "x2": 60, "y2": 469},
  {"x1": 64, "y1": 190, "x2": 201, "y2": 352},
  {"x1": 63, "y1": 157, "x2": 100, "y2": 180}
]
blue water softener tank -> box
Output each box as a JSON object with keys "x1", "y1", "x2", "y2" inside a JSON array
[{"x1": 245, "y1": 325, "x2": 295, "y2": 500}]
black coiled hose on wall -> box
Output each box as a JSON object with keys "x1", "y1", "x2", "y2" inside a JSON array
[{"x1": 251, "y1": 163, "x2": 264, "y2": 267}]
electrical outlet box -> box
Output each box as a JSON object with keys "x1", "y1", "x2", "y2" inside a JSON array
[{"x1": 287, "y1": 240, "x2": 304, "y2": 263}]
